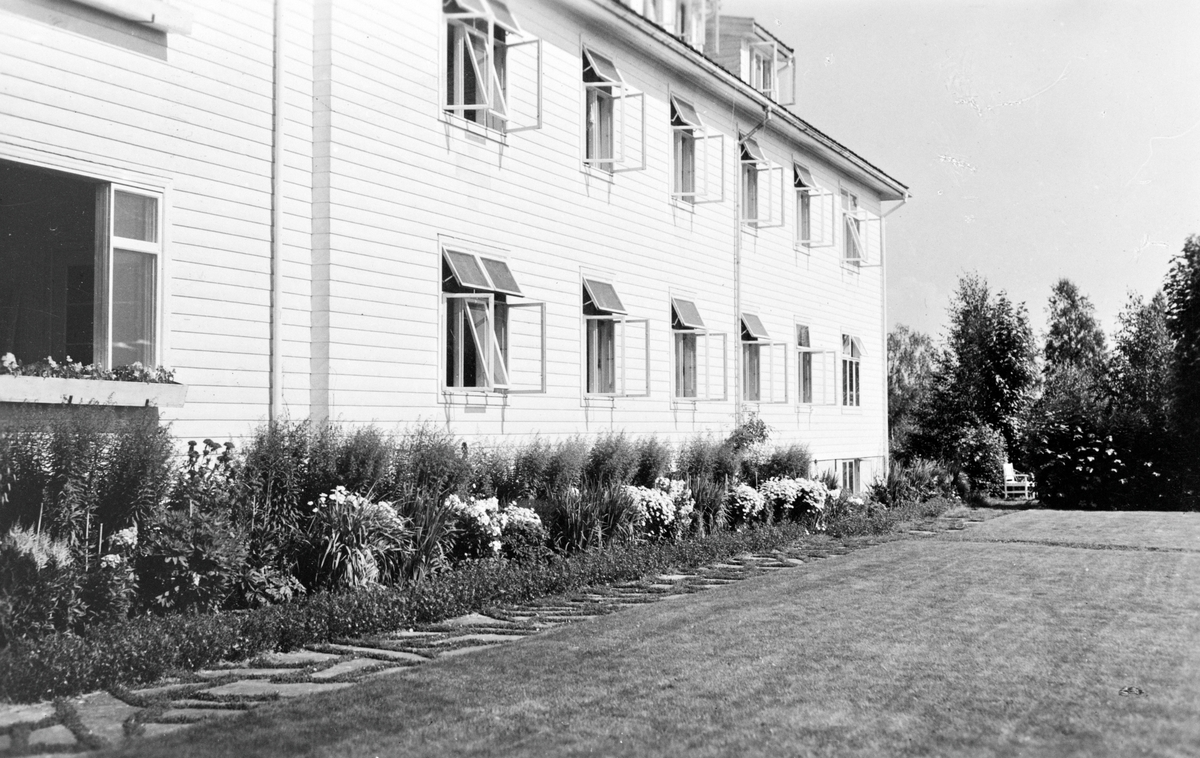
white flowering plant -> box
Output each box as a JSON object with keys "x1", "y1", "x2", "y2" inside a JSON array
[
  {"x1": 307, "y1": 486, "x2": 412, "y2": 588},
  {"x1": 727, "y1": 483, "x2": 766, "y2": 526},
  {"x1": 624, "y1": 478, "x2": 695, "y2": 542},
  {"x1": 446, "y1": 494, "x2": 503, "y2": 559},
  {"x1": 496, "y1": 505, "x2": 549, "y2": 563}
]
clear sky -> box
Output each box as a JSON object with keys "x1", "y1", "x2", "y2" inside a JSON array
[{"x1": 729, "y1": 0, "x2": 1200, "y2": 340}]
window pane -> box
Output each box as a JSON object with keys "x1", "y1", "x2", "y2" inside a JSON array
[
  {"x1": 114, "y1": 191, "x2": 157, "y2": 242},
  {"x1": 587, "y1": 319, "x2": 615, "y2": 393},
  {"x1": 741, "y1": 313, "x2": 769, "y2": 340},
  {"x1": 743, "y1": 343, "x2": 760, "y2": 401},
  {"x1": 444, "y1": 249, "x2": 491, "y2": 289},
  {"x1": 583, "y1": 279, "x2": 626, "y2": 314},
  {"x1": 672, "y1": 298, "x2": 705, "y2": 330},
  {"x1": 111, "y1": 249, "x2": 156, "y2": 366},
  {"x1": 800, "y1": 352, "x2": 812, "y2": 403},
  {"x1": 481, "y1": 257, "x2": 522, "y2": 295},
  {"x1": 675, "y1": 332, "x2": 697, "y2": 398}
]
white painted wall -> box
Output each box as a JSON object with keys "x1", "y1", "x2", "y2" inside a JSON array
[{"x1": 0, "y1": 0, "x2": 895, "y2": 481}]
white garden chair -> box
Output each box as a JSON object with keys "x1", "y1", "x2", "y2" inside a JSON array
[{"x1": 1003, "y1": 462, "x2": 1035, "y2": 501}]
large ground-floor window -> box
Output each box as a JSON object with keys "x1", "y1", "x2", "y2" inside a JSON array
[{"x1": 0, "y1": 159, "x2": 160, "y2": 368}]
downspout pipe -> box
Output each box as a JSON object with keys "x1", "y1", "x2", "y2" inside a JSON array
[
  {"x1": 734, "y1": 106, "x2": 772, "y2": 425},
  {"x1": 269, "y1": 0, "x2": 286, "y2": 421},
  {"x1": 879, "y1": 191, "x2": 909, "y2": 473}
]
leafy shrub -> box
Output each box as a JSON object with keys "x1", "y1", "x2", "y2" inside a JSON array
[
  {"x1": 544, "y1": 438, "x2": 590, "y2": 496},
  {"x1": 632, "y1": 436, "x2": 673, "y2": 487},
  {"x1": 868, "y1": 458, "x2": 956, "y2": 507},
  {"x1": 728, "y1": 414, "x2": 770, "y2": 451},
  {"x1": 499, "y1": 507, "x2": 549, "y2": 564},
  {"x1": 391, "y1": 425, "x2": 471, "y2": 503},
  {"x1": 956, "y1": 424, "x2": 1006, "y2": 497},
  {"x1": 393, "y1": 493, "x2": 457, "y2": 584},
  {"x1": 466, "y1": 445, "x2": 515, "y2": 500},
  {"x1": 677, "y1": 435, "x2": 739, "y2": 485},
  {"x1": 303, "y1": 487, "x2": 412, "y2": 589},
  {"x1": 1026, "y1": 423, "x2": 1137, "y2": 509},
  {"x1": 0, "y1": 527, "x2": 81, "y2": 645},
  {"x1": 135, "y1": 509, "x2": 247, "y2": 614},
  {"x1": 758, "y1": 443, "x2": 812, "y2": 481},
  {"x1": 584, "y1": 432, "x2": 639, "y2": 487}
]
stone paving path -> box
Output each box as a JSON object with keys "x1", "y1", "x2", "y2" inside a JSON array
[{"x1": 0, "y1": 507, "x2": 996, "y2": 755}]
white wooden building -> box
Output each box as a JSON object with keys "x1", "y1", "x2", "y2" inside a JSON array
[{"x1": 0, "y1": 0, "x2": 908, "y2": 488}]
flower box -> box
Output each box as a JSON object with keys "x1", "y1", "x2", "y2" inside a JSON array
[{"x1": 0, "y1": 375, "x2": 187, "y2": 407}]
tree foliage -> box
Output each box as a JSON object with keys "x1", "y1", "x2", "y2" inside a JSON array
[
  {"x1": 1044, "y1": 278, "x2": 1107, "y2": 378},
  {"x1": 1165, "y1": 235, "x2": 1200, "y2": 485},
  {"x1": 886, "y1": 324, "x2": 936, "y2": 452}
]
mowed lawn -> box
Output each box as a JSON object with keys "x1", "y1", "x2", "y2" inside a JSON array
[{"x1": 116, "y1": 512, "x2": 1200, "y2": 758}]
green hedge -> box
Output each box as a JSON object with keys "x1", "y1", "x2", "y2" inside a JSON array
[{"x1": 0, "y1": 523, "x2": 812, "y2": 703}]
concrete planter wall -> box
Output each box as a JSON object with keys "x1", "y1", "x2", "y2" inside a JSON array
[{"x1": 0, "y1": 376, "x2": 187, "y2": 408}]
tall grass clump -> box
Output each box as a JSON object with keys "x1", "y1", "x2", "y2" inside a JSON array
[{"x1": 759, "y1": 443, "x2": 812, "y2": 481}]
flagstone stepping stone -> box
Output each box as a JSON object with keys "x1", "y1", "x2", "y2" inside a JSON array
[
  {"x1": 0, "y1": 734, "x2": 10, "y2": 751},
  {"x1": 27, "y1": 724, "x2": 76, "y2": 747},
  {"x1": 311, "y1": 658, "x2": 384, "y2": 680},
  {"x1": 161, "y1": 708, "x2": 243, "y2": 722},
  {"x1": 257, "y1": 650, "x2": 339, "y2": 667},
  {"x1": 131, "y1": 683, "x2": 197, "y2": 700},
  {"x1": 779, "y1": 558, "x2": 806, "y2": 565},
  {"x1": 656, "y1": 574, "x2": 693, "y2": 582},
  {"x1": 73, "y1": 691, "x2": 140, "y2": 747},
  {"x1": 433, "y1": 633, "x2": 525, "y2": 645},
  {"x1": 324, "y1": 644, "x2": 431, "y2": 663},
  {"x1": 203, "y1": 680, "x2": 355, "y2": 699},
  {"x1": 439, "y1": 645, "x2": 500, "y2": 658},
  {"x1": 140, "y1": 723, "x2": 190, "y2": 739},
  {"x1": 196, "y1": 667, "x2": 296, "y2": 680},
  {"x1": 388, "y1": 629, "x2": 444, "y2": 638},
  {"x1": 0, "y1": 702, "x2": 55, "y2": 728},
  {"x1": 441, "y1": 612, "x2": 512, "y2": 627},
  {"x1": 167, "y1": 699, "x2": 250, "y2": 710},
  {"x1": 648, "y1": 583, "x2": 676, "y2": 591}
]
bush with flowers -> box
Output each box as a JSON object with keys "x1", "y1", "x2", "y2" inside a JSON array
[
  {"x1": 304, "y1": 486, "x2": 411, "y2": 589},
  {"x1": 757, "y1": 477, "x2": 801, "y2": 521},
  {"x1": 446, "y1": 494, "x2": 503, "y2": 559},
  {"x1": 727, "y1": 482, "x2": 766, "y2": 526},
  {"x1": 497, "y1": 505, "x2": 549, "y2": 563},
  {"x1": 624, "y1": 478, "x2": 695, "y2": 542}
]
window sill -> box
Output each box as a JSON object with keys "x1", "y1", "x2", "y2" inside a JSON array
[
  {"x1": 581, "y1": 164, "x2": 616, "y2": 183},
  {"x1": 441, "y1": 113, "x2": 508, "y2": 145},
  {"x1": 0, "y1": 376, "x2": 187, "y2": 407}
]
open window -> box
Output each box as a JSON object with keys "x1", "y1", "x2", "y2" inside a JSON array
[
  {"x1": 583, "y1": 277, "x2": 649, "y2": 397},
  {"x1": 444, "y1": 0, "x2": 543, "y2": 133},
  {"x1": 794, "y1": 163, "x2": 835, "y2": 249},
  {"x1": 794, "y1": 325, "x2": 839, "y2": 408},
  {"x1": 740, "y1": 313, "x2": 787, "y2": 404},
  {"x1": 583, "y1": 46, "x2": 645, "y2": 173},
  {"x1": 674, "y1": 0, "x2": 705, "y2": 49},
  {"x1": 442, "y1": 243, "x2": 545, "y2": 393},
  {"x1": 671, "y1": 297, "x2": 727, "y2": 402},
  {"x1": 841, "y1": 334, "x2": 863, "y2": 407},
  {"x1": 740, "y1": 137, "x2": 783, "y2": 226},
  {"x1": 840, "y1": 189, "x2": 882, "y2": 267},
  {"x1": 671, "y1": 95, "x2": 724, "y2": 203},
  {"x1": 748, "y1": 39, "x2": 796, "y2": 105},
  {"x1": 0, "y1": 160, "x2": 163, "y2": 370}
]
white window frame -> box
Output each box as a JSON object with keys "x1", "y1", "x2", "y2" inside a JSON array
[
  {"x1": 741, "y1": 137, "x2": 784, "y2": 227},
  {"x1": 583, "y1": 277, "x2": 650, "y2": 398},
  {"x1": 841, "y1": 333, "x2": 864, "y2": 408},
  {"x1": 440, "y1": 242, "x2": 546, "y2": 395},
  {"x1": 671, "y1": 297, "x2": 727, "y2": 403},
  {"x1": 443, "y1": 0, "x2": 543, "y2": 134},
  {"x1": 794, "y1": 163, "x2": 835, "y2": 250},
  {"x1": 98, "y1": 184, "x2": 164, "y2": 370},
  {"x1": 670, "y1": 95, "x2": 725, "y2": 203},
  {"x1": 839, "y1": 459, "x2": 862, "y2": 493},
  {"x1": 582, "y1": 46, "x2": 646, "y2": 173},
  {"x1": 740, "y1": 313, "x2": 788, "y2": 404}
]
